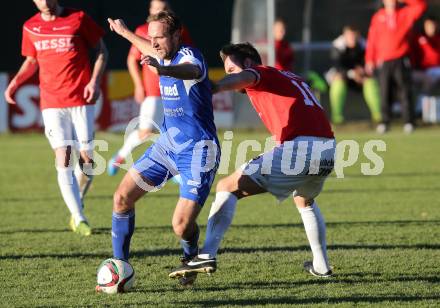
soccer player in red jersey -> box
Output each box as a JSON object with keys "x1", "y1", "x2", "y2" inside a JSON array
[
  {"x1": 365, "y1": 0, "x2": 427, "y2": 134},
  {"x1": 107, "y1": 0, "x2": 193, "y2": 176},
  {"x1": 411, "y1": 16, "x2": 440, "y2": 96},
  {"x1": 170, "y1": 43, "x2": 335, "y2": 279},
  {"x1": 4, "y1": 0, "x2": 108, "y2": 236},
  {"x1": 274, "y1": 18, "x2": 294, "y2": 72}
]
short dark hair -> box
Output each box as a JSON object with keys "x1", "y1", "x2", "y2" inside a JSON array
[
  {"x1": 147, "y1": 10, "x2": 182, "y2": 35},
  {"x1": 275, "y1": 18, "x2": 286, "y2": 25},
  {"x1": 425, "y1": 15, "x2": 438, "y2": 23},
  {"x1": 220, "y1": 43, "x2": 262, "y2": 66},
  {"x1": 343, "y1": 24, "x2": 360, "y2": 33}
]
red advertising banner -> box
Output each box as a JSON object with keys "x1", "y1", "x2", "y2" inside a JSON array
[{"x1": 0, "y1": 70, "x2": 234, "y2": 133}]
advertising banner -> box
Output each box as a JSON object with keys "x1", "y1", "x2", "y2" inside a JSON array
[{"x1": 0, "y1": 70, "x2": 234, "y2": 133}]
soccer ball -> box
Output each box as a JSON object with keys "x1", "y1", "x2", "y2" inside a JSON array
[{"x1": 96, "y1": 258, "x2": 135, "y2": 294}]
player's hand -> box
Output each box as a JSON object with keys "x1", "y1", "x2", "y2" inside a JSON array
[
  {"x1": 134, "y1": 85, "x2": 145, "y2": 103},
  {"x1": 140, "y1": 55, "x2": 161, "y2": 75},
  {"x1": 4, "y1": 82, "x2": 17, "y2": 105},
  {"x1": 108, "y1": 18, "x2": 129, "y2": 37},
  {"x1": 365, "y1": 63, "x2": 375, "y2": 77},
  {"x1": 84, "y1": 82, "x2": 100, "y2": 103},
  {"x1": 352, "y1": 66, "x2": 365, "y2": 84}
]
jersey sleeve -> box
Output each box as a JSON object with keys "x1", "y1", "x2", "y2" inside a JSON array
[
  {"x1": 365, "y1": 14, "x2": 378, "y2": 65},
  {"x1": 21, "y1": 26, "x2": 36, "y2": 57},
  {"x1": 79, "y1": 12, "x2": 105, "y2": 48},
  {"x1": 177, "y1": 47, "x2": 206, "y2": 80},
  {"x1": 402, "y1": 0, "x2": 427, "y2": 23},
  {"x1": 243, "y1": 67, "x2": 263, "y2": 90}
]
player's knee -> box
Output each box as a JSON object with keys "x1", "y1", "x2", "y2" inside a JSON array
[
  {"x1": 172, "y1": 220, "x2": 193, "y2": 238},
  {"x1": 172, "y1": 221, "x2": 186, "y2": 238},
  {"x1": 113, "y1": 190, "x2": 134, "y2": 213},
  {"x1": 333, "y1": 73, "x2": 344, "y2": 81},
  {"x1": 294, "y1": 196, "x2": 314, "y2": 208}
]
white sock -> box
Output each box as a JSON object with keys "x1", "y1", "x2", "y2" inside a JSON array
[
  {"x1": 200, "y1": 192, "x2": 238, "y2": 259},
  {"x1": 74, "y1": 162, "x2": 93, "y2": 200},
  {"x1": 57, "y1": 167, "x2": 86, "y2": 225},
  {"x1": 298, "y1": 202, "x2": 330, "y2": 274},
  {"x1": 117, "y1": 130, "x2": 144, "y2": 160}
]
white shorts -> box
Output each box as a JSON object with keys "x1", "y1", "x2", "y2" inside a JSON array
[
  {"x1": 242, "y1": 136, "x2": 336, "y2": 201},
  {"x1": 41, "y1": 105, "x2": 94, "y2": 151},
  {"x1": 139, "y1": 96, "x2": 163, "y2": 130}
]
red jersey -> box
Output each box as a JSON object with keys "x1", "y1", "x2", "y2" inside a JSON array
[
  {"x1": 22, "y1": 8, "x2": 104, "y2": 110},
  {"x1": 128, "y1": 23, "x2": 193, "y2": 97},
  {"x1": 411, "y1": 34, "x2": 440, "y2": 69},
  {"x1": 365, "y1": 0, "x2": 426, "y2": 66},
  {"x1": 275, "y1": 40, "x2": 294, "y2": 71},
  {"x1": 244, "y1": 66, "x2": 334, "y2": 143}
]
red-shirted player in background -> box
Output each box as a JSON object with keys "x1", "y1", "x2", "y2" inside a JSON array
[
  {"x1": 273, "y1": 18, "x2": 295, "y2": 71},
  {"x1": 107, "y1": 0, "x2": 193, "y2": 176},
  {"x1": 170, "y1": 43, "x2": 335, "y2": 280},
  {"x1": 411, "y1": 16, "x2": 440, "y2": 99},
  {"x1": 365, "y1": 0, "x2": 427, "y2": 134},
  {"x1": 4, "y1": 0, "x2": 108, "y2": 236}
]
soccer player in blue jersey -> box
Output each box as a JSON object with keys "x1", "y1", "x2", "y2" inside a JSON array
[{"x1": 104, "y1": 12, "x2": 219, "y2": 286}]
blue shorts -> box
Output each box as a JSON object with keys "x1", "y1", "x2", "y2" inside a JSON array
[{"x1": 133, "y1": 138, "x2": 220, "y2": 206}]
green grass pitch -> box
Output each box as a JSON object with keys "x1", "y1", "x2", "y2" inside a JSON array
[{"x1": 1, "y1": 127, "x2": 440, "y2": 307}]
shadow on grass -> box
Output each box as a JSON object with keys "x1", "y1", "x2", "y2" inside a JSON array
[
  {"x1": 323, "y1": 187, "x2": 440, "y2": 194},
  {"x1": 135, "y1": 275, "x2": 440, "y2": 294},
  {"x1": 177, "y1": 295, "x2": 440, "y2": 306},
  {"x1": 336, "y1": 171, "x2": 440, "y2": 179},
  {"x1": 1, "y1": 243, "x2": 439, "y2": 260},
  {"x1": 0, "y1": 192, "x2": 183, "y2": 204},
  {"x1": 3, "y1": 181, "x2": 440, "y2": 205},
  {"x1": 1, "y1": 219, "x2": 439, "y2": 235}
]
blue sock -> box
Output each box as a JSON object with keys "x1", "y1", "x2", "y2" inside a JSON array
[
  {"x1": 112, "y1": 210, "x2": 135, "y2": 260},
  {"x1": 180, "y1": 225, "x2": 199, "y2": 259}
]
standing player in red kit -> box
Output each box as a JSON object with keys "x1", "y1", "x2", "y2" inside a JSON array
[
  {"x1": 170, "y1": 43, "x2": 335, "y2": 280},
  {"x1": 365, "y1": 0, "x2": 427, "y2": 134},
  {"x1": 4, "y1": 0, "x2": 108, "y2": 236},
  {"x1": 107, "y1": 0, "x2": 193, "y2": 176}
]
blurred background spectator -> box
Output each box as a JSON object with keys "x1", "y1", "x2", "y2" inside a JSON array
[
  {"x1": 411, "y1": 16, "x2": 440, "y2": 103},
  {"x1": 365, "y1": 0, "x2": 427, "y2": 134},
  {"x1": 326, "y1": 25, "x2": 381, "y2": 124},
  {"x1": 274, "y1": 18, "x2": 295, "y2": 71}
]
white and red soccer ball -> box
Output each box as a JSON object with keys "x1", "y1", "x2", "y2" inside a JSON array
[{"x1": 96, "y1": 258, "x2": 135, "y2": 294}]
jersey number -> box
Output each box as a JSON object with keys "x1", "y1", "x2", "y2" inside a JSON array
[{"x1": 290, "y1": 80, "x2": 323, "y2": 109}]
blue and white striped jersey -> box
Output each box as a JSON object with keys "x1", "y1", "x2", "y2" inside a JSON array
[{"x1": 158, "y1": 45, "x2": 217, "y2": 148}]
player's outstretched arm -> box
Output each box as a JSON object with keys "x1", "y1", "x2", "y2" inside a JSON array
[
  {"x1": 4, "y1": 57, "x2": 38, "y2": 104},
  {"x1": 401, "y1": 0, "x2": 427, "y2": 22},
  {"x1": 108, "y1": 18, "x2": 156, "y2": 57},
  {"x1": 212, "y1": 70, "x2": 257, "y2": 94},
  {"x1": 141, "y1": 56, "x2": 202, "y2": 80},
  {"x1": 84, "y1": 39, "x2": 109, "y2": 103}
]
